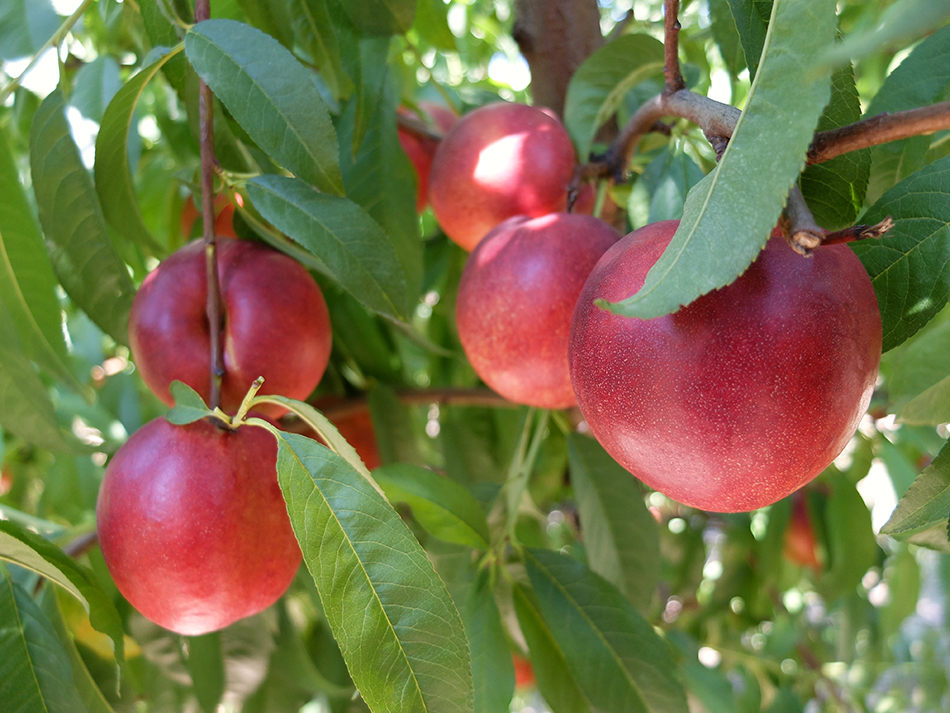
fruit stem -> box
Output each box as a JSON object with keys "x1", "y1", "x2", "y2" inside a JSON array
[
  {"x1": 505, "y1": 409, "x2": 550, "y2": 543},
  {"x1": 195, "y1": 0, "x2": 225, "y2": 412},
  {"x1": 781, "y1": 186, "x2": 824, "y2": 256},
  {"x1": 233, "y1": 377, "x2": 265, "y2": 425}
]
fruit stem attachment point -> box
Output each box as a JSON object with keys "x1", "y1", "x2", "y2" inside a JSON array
[
  {"x1": 233, "y1": 376, "x2": 265, "y2": 426},
  {"x1": 782, "y1": 186, "x2": 824, "y2": 257}
]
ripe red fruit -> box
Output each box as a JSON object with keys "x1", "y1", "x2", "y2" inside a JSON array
[
  {"x1": 783, "y1": 493, "x2": 821, "y2": 569},
  {"x1": 512, "y1": 652, "x2": 536, "y2": 689},
  {"x1": 129, "y1": 239, "x2": 332, "y2": 414},
  {"x1": 181, "y1": 193, "x2": 239, "y2": 240},
  {"x1": 429, "y1": 102, "x2": 576, "y2": 251},
  {"x1": 569, "y1": 220, "x2": 881, "y2": 512},
  {"x1": 397, "y1": 102, "x2": 458, "y2": 212},
  {"x1": 456, "y1": 213, "x2": 617, "y2": 409},
  {"x1": 96, "y1": 417, "x2": 300, "y2": 635}
]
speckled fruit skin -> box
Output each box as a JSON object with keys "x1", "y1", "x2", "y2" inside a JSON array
[
  {"x1": 129, "y1": 239, "x2": 331, "y2": 414},
  {"x1": 397, "y1": 102, "x2": 458, "y2": 212},
  {"x1": 96, "y1": 417, "x2": 301, "y2": 635},
  {"x1": 429, "y1": 102, "x2": 576, "y2": 251},
  {"x1": 569, "y1": 220, "x2": 882, "y2": 512},
  {"x1": 457, "y1": 213, "x2": 617, "y2": 409}
]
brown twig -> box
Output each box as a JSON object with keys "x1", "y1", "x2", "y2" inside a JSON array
[
  {"x1": 822, "y1": 217, "x2": 894, "y2": 245},
  {"x1": 781, "y1": 186, "x2": 825, "y2": 256},
  {"x1": 195, "y1": 0, "x2": 225, "y2": 411},
  {"x1": 663, "y1": 0, "x2": 686, "y2": 94},
  {"x1": 396, "y1": 112, "x2": 443, "y2": 141},
  {"x1": 808, "y1": 101, "x2": 950, "y2": 164}
]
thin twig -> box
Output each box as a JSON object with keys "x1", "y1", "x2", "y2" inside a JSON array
[
  {"x1": 781, "y1": 186, "x2": 824, "y2": 256},
  {"x1": 0, "y1": 0, "x2": 95, "y2": 104},
  {"x1": 195, "y1": 0, "x2": 225, "y2": 411},
  {"x1": 396, "y1": 112, "x2": 443, "y2": 141},
  {"x1": 822, "y1": 217, "x2": 894, "y2": 245},
  {"x1": 663, "y1": 0, "x2": 686, "y2": 94},
  {"x1": 808, "y1": 101, "x2": 950, "y2": 164}
]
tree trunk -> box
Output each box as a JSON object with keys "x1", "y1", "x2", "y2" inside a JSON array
[{"x1": 513, "y1": 0, "x2": 604, "y2": 118}]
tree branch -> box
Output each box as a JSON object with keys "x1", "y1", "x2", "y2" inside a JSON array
[
  {"x1": 396, "y1": 112, "x2": 443, "y2": 141},
  {"x1": 663, "y1": 0, "x2": 686, "y2": 94}
]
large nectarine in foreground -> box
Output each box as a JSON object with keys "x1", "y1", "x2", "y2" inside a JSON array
[
  {"x1": 96, "y1": 417, "x2": 300, "y2": 635},
  {"x1": 569, "y1": 220, "x2": 881, "y2": 512},
  {"x1": 129, "y1": 239, "x2": 331, "y2": 414},
  {"x1": 429, "y1": 102, "x2": 576, "y2": 251},
  {"x1": 456, "y1": 213, "x2": 617, "y2": 409}
]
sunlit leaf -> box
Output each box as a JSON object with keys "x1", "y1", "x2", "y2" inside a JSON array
[{"x1": 881, "y1": 441, "x2": 950, "y2": 539}]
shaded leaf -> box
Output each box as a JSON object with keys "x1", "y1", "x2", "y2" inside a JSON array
[
  {"x1": 0, "y1": 0, "x2": 59, "y2": 61},
  {"x1": 95, "y1": 47, "x2": 182, "y2": 255},
  {"x1": 369, "y1": 383, "x2": 425, "y2": 466},
  {"x1": 881, "y1": 440, "x2": 950, "y2": 538},
  {"x1": 853, "y1": 155, "x2": 950, "y2": 351},
  {"x1": 818, "y1": 474, "x2": 878, "y2": 602},
  {"x1": 71, "y1": 56, "x2": 124, "y2": 124},
  {"x1": 627, "y1": 149, "x2": 705, "y2": 229},
  {"x1": 184, "y1": 19, "x2": 344, "y2": 195},
  {"x1": 342, "y1": 0, "x2": 416, "y2": 36},
  {"x1": 564, "y1": 34, "x2": 665, "y2": 162},
  {"x1": 138, "y1": 0, "x2": 191, "y2": 95},
  {"x1": 0, "y1": 128, "x2": 84, "y2": 393},
  {"x1": 185, "y1": 632, "x2": 225, "y2": 713},
  {"x1": 708, "y1": 0, "x2": 745, "y2": 75},
  {"x1": 374, "y1": 463, "x2": 490, "y2": 550},
  {"x1": 247, "y1": 421, "x2": 474, "y2": 713},
  {"x1": 0, "y1": 570, "x2": 90, "y2": 713},
  {"x1": 899, "y1": 378, "x2": 950, "y2": 425},
  {"x1": 725, "y1": 0, "x2": 771, "y2": 77},
  {"x1": 524, "y1": 548, "x2": 688, "y2": 713},
  {"x1": 352, "y1": 38, "x2": 391, "y2": 155},
  {"x1": 414, "y1": 0, "x2": 456, "y2": 51},
  {"x1": 512, "y1": 584, "x2": 591, "y2": 713},
  {"x1": 290, "y1": 0, "x2": 353, "y2": 100},
  {"x1": 890, "y1": 318, "x2": 950, "y2": 409},
  {"x1": 0, "y1": 519, "x2": 125, "y2": 667},
  {"x1": 463, "y1": 570, "x2": 514, "y2": 713},
  {"x1": 607, "y1": 0, "x2": 837, "y2": 320},
  {"x1": 246, "y1": 174, "x2": 410, "y2": 320},
  {"x1": 30, "y1": 90, "x2": 136, "y2": 345},
  {"x1": 568, "y1": 435, "x2": 659, "y2": 613},
  {"x1": 166, "y1": 381, "x2": 214, "y2": 426}
]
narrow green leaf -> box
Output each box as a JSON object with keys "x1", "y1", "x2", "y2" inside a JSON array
[
  {"x1": 185, "y1": 632, "x2": 225, "y2": 713},
  {"x1": 368, "y1": 383, "x2": 425, "y2": 466},
  {"x1": 166, "y1": 381, "x2": 215, "y2": 426},
  {"x1": 563, "y1": 34, "x2": 665, "y2": 162},
  {"x1": 708, "y1": 0, "x2": 745, "y2": 75},
  {"x1": 512, "y1": 584, "x2": 592, "y2": 713},
  {"x1": 414, "y1": 0, "x2": 456, "y2": 51},
  {"x1": 0, "y1": 129, "x2": 84, "y2": 393},
  {"x1": 682, "y1": 662, "x2": 736, "y2": 713},
  {"x1": 138, "y1": 0, "x2": 190, "y2": 95},
  {"x1": 899, "y1": 378, "x2": 950, "y2": 425},
  {"x1": 373, "y1": 464, "x2": 490, "y2": 550},
  {"x1": 248, "y1": 423, "x2": 474, "y2": 713},
  {"x1": 463, "y1": 570, "x2": 514, "y2": 713},
  {"x1": 71, "y1": 56, "x2": 123, "y2": 124},
  {"x1": 524, "y1": 548, "x2": 688, "y2": 713},
  {"x1": 568, "y1": 434, "x2": 659, "y2": 613},
  {"x1": 29, "y1": 89, "x2": 136, "y2": 345},
  {"x1": 607, "y1": 0, "x2": 837, "y2": 320},
  {"x1": 0, "y1": 0, "x2": 59, "y2": 61},
  {"x1": 341, "y1": 0, "x2": 416, "y2": 35},
  {"x1": 0, "y1": 570, "x2": 90, "y2": 713},
  {"x1": 853, "y1": 155, "x2": 950, "y2": 351},
  {"x1": 184, "y1": 19, "x2": 344, "y2": 195},
  {"x1": 290, "y1": 0, "x2": 354, "y2": 100},
  {"x1": 818, "y1": 474, "x2": 878, "y2": 602},
  {"x1": 353, "y1": 38, "x2": 391, "y2": 155},
  {"x1": 627, "y1": 150, "x2": 705, "y2": 228},
  {"x1": 0, "y1": 519, "x2": 125, "y2": 667},
  {"x1": 890, "y1": 318, "x2": 950, "y2": 409},
  {"x1": 724, "y1": 0, "x2": 771, "y2": 77},
  {"x1": 336, "y1": 78, "x2": 423, "y2": 304},
  {"x1": 881, "y1": 441, "x2": 950, "y2": 537},
  {"x1": 0, "y1": 299, "x2": 74, "y2": 452},
  {"x1": 247, "y1": 174, "x2": 410, "y2": 320},
  {"x1": 95, "y1": 46, "x2": 182, "y2": 255},
  {"x1": 799, "y1": 62, "x2": 870, "y2": 230}
]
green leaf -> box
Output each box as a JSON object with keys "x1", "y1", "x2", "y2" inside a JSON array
[
  {"x1": 563, "y1": 34, "x2": 665, "y2": 162},
  {"x1": 184, "y1": 19, "x2": 344, "y2": 195},
  {"x1": 853, "y1": 154, "x2": 950, "y2": 351},
  {"x1": 567, "y1": 434, "x2": 659, "y2": 613},
  {"x1": 463, "y1": 570, "x2": 514, "y2": 713},
  {"x1": 708, "y1": 0, "x2": 746, "y2": 75},
  {"x1": 524, "y1": 548, "x2": 688, "y2": 713},
  {"x1": 681, "y1": 662, "x2": 735, "y2": 713},
  {"x1": 29, "y1": 89, "x2": 136, "y2": 345},
  {"x1": 606, "y1": 0, "x2": 837, "y2": 320},
  {"x1": 138, "y1": 0, "x2": 191, "y2": 95},
  {"x1": 246, "y1": 174, "x2": 410, "y2": 320},
  {"x1": 336, "y1": 78, "x2": 423, "y2": 304},
  {"x1": 725, "y1": 0, "x2": 771, "y2": 77},
  {"x1": 290, "y1": 0, "x2": 354, "y2": 101},
  {"x1": 166, "y1": 381, "x2": 215, "y2": 425},
  {"x1": 352, "y1": 38, "x2": 391, "y2": 156},
  {"x1": 0, "y1": 570, "x2": 90, "y2": 713},
  {"x1": 247, "y1": 422, "x2": 474, "y2": 713},
  {"x1": 0, "y1": 128, "x2": 84, "y2": 393},
  {"x1": 881, "y1": 441, "x2": 950, "y2": 538},
  {"x1": 95, "y1": 46, "x2": 182, "y2": 256},
  {"x1": 71, "y1": 56, "x2": 124, "y2": 124},
  {"x1": 0, "y1": 519, "x2": 125, "y2": 667},
  {"x1": 818, "y1": 474, "x2": 878, "y2": 602},
  {"x1": 368, "y1": 383, "x2": 425, "y2": 466},
  {"x1": 414, "y1": 0, "x2": 456, "y2": 51},
  {"x1": 899, "y1": 378, "x2": 950, "y2": 425},
  {"x1": 0, "y1": 299, "x2": 75, "y2": 452},
  {"x1": 185, "y1": 632, "x2": 225, "y2": 713},
  {"x1": 799, "y1": 62, "x2": 870, "y2": 230},
  {"x1": 373, "y1": 463, "x2": 491, "y2": 550},
  {"x1": 512, "y1": 584, "x2": 592, "y2": 713},
  {"x1": 627, "y1": 149, "x2": 705, "y2": 228},
  {"x1": 341, "y1": 0, "x2": 416, "y2": 35},
  {"x1": 0, "y1": 0, "x2": 59, "y2": 61},
  {"x1": 890, "y1": 319, "x2": 950, "y2": 410}
]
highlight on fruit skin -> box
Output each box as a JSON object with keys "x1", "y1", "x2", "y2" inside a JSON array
[
  {"x1": 96, "y1": 417, "x2": 301, "y2": 636},
  {"x1": 569, "y1": 220, "x2": 882, "y2": 513},
  {"x1": 429, "y1": 102, "x2": 576, "y2": 252},
  {"x1": 456, "y1": 212, "x2": 617, "y2": 409},
  {"x1": 129, "y1": 238, "x2": 332, "y2": 416}
]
